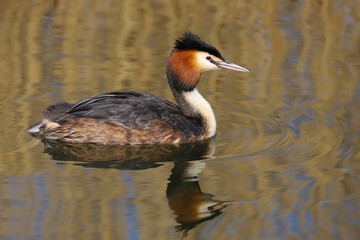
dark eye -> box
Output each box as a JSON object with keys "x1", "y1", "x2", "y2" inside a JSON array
[{"x1": 206, "y1": 56, "x2": 212, "y2": 60}]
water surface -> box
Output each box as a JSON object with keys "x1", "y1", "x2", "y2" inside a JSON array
[{"x1": 0, "y1": 0, "x2": 360, "y2": 239}]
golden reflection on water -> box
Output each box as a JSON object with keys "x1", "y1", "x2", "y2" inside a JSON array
[{"x1": 0, "y1": 0, "x2": 360, "y2": 239}]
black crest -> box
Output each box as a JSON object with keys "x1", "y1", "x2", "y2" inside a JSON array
[{"x1": 174, "y1": 32, "x2": 225, "y2": 60}]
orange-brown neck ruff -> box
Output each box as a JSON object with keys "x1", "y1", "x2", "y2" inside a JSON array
[{"x1": 168, "y1": 50, "x2": 201, "y2": 91}]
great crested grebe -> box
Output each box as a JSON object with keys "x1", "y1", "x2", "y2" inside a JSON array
[{"x1": 28, "y1": 32, "x2": 249, "y2": 145}]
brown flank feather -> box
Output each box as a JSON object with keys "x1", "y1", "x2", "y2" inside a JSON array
[{"x1": 45, "y1": 118, "x2": 190, "y2": 145}]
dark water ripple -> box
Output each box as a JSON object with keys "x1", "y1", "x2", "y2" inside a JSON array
[{"x1": 216, "y1": 100, "x2": 343, "y2": 162}]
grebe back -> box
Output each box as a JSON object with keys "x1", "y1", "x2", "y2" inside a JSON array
[{"x1": 28, "y1": 32, "x2": 249, "y2": 145}]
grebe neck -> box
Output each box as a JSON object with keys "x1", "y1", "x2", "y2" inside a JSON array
[
  {"x1": 171, "y1": 88, "x2": 216, "y2": 138},
  {"x1": 166, "y1": 51, "x2": 216, "y2": 138}
]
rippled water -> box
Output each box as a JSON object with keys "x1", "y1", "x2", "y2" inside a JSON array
[{"x1": 1, "y1": 0, "x2": 360, "y2": 239}]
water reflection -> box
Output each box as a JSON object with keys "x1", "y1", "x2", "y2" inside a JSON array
[
  {"x1": 43, "y1": 138, "x2": 215, "y2": 166},
  {"x1": 167, "y1": 161, "x2": 226, "y2": 238},
  {"x1": 42, "y1": 138, "x2": 239, "y2": 236}
]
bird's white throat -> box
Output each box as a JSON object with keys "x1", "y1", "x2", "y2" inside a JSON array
[{"x1": 182, "y1": 88, "x2": 216, "y2": 138}]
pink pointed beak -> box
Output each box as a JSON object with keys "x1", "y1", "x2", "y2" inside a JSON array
[{"x1": 214, "y1": 60, "x2": 249, "y2": 72}]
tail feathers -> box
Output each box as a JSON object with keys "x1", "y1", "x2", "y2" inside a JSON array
[
  {"x1": 27, "y1": 119, "x2": 60, "y2": 136},
  {"x1": 27, "y1": 121, "x2": 44, "y2": 135},
  {"x1": 28, "y1": 101, "x2": 72, "y2": 137}
]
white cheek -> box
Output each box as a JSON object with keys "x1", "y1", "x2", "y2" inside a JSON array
[{"x1": 196, "y1": 52, "x2": 220, "y2": 71}]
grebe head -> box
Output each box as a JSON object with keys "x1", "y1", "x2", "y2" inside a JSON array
[{"x1": 167, "y1": 32, "x2": 249, "y2": 92}]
